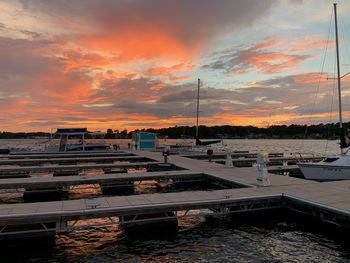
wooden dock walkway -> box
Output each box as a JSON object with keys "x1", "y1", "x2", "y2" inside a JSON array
[
  {"x1": 215, "y1": 156, "x2": 323, "y2": 167},
  {"x1": 0, "y1": 161, "x2": 159, "y2": 174},
  {"x1": 0, "y1": 170, "x2": 204, "y2": 189},
  {"x1": 0, "y1": 190, "x2": 282, "y2": 227},
  {"x1": 0, "y1": 155, "x2": 154, "y2": 166},
  {"x1": 182, "y1": 152, "x2": 284, "y2": 159},
  {"x1": 1, "y1": 151, "x2": 134, "y2": 159},
  {"x1": 0, "y1": 149, "x2": 350, "y2": 237}
]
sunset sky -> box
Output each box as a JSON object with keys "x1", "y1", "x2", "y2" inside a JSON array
[{"x1": 1, "y1": 0, "x2": 350, "y2": 132}]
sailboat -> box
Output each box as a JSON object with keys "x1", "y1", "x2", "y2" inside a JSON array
[
  {"x1": 195, "y1": 78, "x2": 221, "y2": 146},
  {"x1": 298, "y1": 3, "x2": 350, "y2": 181}
]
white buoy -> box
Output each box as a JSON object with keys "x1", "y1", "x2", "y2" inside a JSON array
[
  {"x1": 257, "y1": 151, "x2": 270, "y2": 186},
  {"x1": 225, "y1": 147, "x2": 233, "y2": 168}
]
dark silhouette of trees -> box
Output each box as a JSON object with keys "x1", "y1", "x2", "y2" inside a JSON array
[
  {"x1": 137, "y1": 122, "x2": 349, "y2": 139},
  {"x1": 1, "y1": 122, "x2": 349, "y2": 139}
]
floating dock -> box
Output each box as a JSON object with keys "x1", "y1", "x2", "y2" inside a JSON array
[
  {"x1": 0, "y1": 156, "x2": 154, "y2": 166},
  {"x1": 0, "y1": 150, "x2": 349, "y2": 238},
  {"x1": 0, "y1": 162, "x2": 159, "y2": 174},
  {"x1": 182, "y1": 152, "x2": 284, "y2": 159},
  {"x1": 1, "y1": 151, "x2": 135, "y2": 159}
]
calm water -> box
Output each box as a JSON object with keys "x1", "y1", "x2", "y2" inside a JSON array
[
  {"x1": 0, "y1": 139, "x2": 349, "y2": 263},
  {"x1": 0, "y1": 138, "x2": 341, "y2": 156}
]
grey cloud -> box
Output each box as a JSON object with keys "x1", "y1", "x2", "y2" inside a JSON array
[
  {"x1": 60, "y1": 117, "x2": 92, "y2": 122},
  {"x1": 0, "y1": 37, "x2": 52, "y2": 78},
  {"x1": 20, "y1": 30, "x2": 42, "y2": 39},
  {"x1": 115, "y1": 101, "x2": 195, "y2": 118},
  {"x1": 20, "y1": 0, "x2": 275, "y2": 44},
  {"x1": 203, "y1": 43, "x2": 312, "y2": 75},
  {"x1": 27, "y1": 121, "x2": 68, "y2": 126},
  {"x1": 249, "y1": 74, "x2": 350, "y2": 118},
  {"x1": 158, "y1": 90, "x2": 197, "y2": 103}
]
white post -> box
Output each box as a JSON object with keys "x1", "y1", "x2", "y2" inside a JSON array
[
  {"x1": 163, "y1": 145, "x2": 170, "y2": 163},
  {"x1": 257, "y1": 151, "x2": 270, "y2": 186},
  {"x1": 225, "y1": 147, "x2": 233, "y2": 168}
]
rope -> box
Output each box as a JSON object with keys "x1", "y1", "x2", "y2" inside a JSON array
[
  {"x1": 304, "y1": 9, "x2": 333, "y2": 139},
  {"x1": 324, "y1": 60, "x2": 337, "y2": 156}
]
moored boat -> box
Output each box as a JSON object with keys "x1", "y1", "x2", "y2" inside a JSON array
[{"x1": 298, "y1": 3, "x2": 350, "y2": 181}]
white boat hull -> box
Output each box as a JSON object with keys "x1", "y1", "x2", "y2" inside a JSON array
[{"x1": 298, "y1": 163, "x2": 350, "y2": 181}]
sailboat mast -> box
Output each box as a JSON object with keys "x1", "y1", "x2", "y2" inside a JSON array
[
  {"x1": 334, "y1": 3, "x2": 343, "y2": 154},
  {"x1": 196, "y1": 78, "x2": 200, "y2": 138}
]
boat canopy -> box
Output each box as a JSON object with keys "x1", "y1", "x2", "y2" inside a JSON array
[
  {"x1": 195, "y1": 137, "x2": 221, "y2": 146},
  {"x1": 56, "y1": 128, "x2": 87, "y2": 135}
]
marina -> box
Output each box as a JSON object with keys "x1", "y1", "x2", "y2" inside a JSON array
[
  {"x1": 0, "y1": 148, "x2": 350, "y2": 240},
  {"x1": 3, "y1": 1, "x2": 350, "y2": 261}
]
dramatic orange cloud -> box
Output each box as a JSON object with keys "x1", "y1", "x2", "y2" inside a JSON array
[
  {"x1": 293, "y1": 73, "x2": 329, "y2": 84},
  {"x1": 245, "y1": 109, "x2": 272, "y2": 113},
  {"x1": 80, "y1": 29, "x2": 203, "y2": 62},
  {"x1": 160, "y1": 76, "x2": 192, "y2": 82},
  {"x1": 32, "y1": 71, "x2": 95, "y2": 105},
  {"x1": 250, "y1": 51, "x2": 310, "y2": 74},
  {"x1": 288, "y1": 35, "x2": 336, "y2": 53},
  {"x1": 147, "y1": 63, "x2": 193, "y2": 82},
  {"x1": 254, "y1": 35, "x2": 281, "y2": 50},
  {"x1": 59, "y1": 50, "x2": 116, "y2": 72},
  {"x1": 148, "y1": 63, "x2": 194, "y2": 76}
]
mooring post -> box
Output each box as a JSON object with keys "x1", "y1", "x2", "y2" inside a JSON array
[
  {"x1": 257, "y1": 151, "x2": 270, "y2": 186},
  {"x1": 207, "y1": 148, "x2": 213, "y2": 162},
  {"x1": 163, "y1": 145, "x2": 170, "y2": 163},
  {"x1": 225, "y1": 147, "x2": 233, "y2": 167}
]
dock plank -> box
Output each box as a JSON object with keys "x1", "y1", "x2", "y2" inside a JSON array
[
  {"x1": 0, "y1": 156, "x2": 154, "y2": 165},
  {"x1": 105, "y1": 196, "x2": 132, "y2": 207},
  {"x1": 86, "y1": 198, "x2": 110, "y2": 209},
  {"x1": 62, "y1": 199, "x2": 86, "y2": 211},
  {"x1": 0, "y1": 162, "x2": 159, "y2": 174},
  {"x1": 0, "y1": 170, "x2": 202, "y2": 189},
  {"x1": 125, "y1": 195, "x2": 153, "y2": 206}
]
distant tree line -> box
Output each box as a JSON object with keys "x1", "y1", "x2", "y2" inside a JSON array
[
  {"x1": 0, "y1": 122, "x2": 348, "y2": 139},
  {"x1": 0, "y1": 132, "x2": 51, "y2": 139},
  {"x1": 140, "y1": 123, "x2": 343, "y2": 139}
]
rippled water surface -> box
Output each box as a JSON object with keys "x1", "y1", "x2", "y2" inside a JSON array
[
  {"x1": 1, "y1": 139, "x2": 349, "y2": 262},
  {"x1": 3, "y1": 214, "x2": 350, "y2": 263}
]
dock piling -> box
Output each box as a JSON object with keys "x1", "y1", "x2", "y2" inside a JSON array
[
  {"x1": 163, "y1": 145, "x2": 170, "y2": 164},
  {"x1": 224, "y1": 147, "x2": 233, "y2": 168},
  {"x1": 257, "y1": 151, "x2": 270, "y2": 186}
]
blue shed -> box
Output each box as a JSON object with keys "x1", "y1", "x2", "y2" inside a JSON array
[{"x1": 132, "y1": 132, "x2": 158, "y2": 150}]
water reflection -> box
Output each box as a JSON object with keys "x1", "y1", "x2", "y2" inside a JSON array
[{"x1": 1, "y1": 210, "x2": 350, "y2": 262}]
